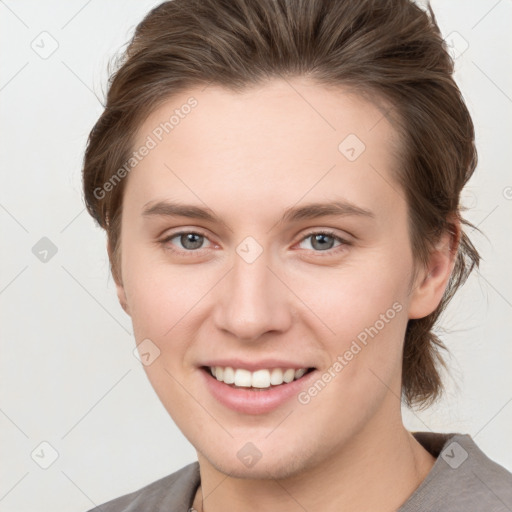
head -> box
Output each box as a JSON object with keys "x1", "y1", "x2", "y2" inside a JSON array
[{"x1": 83, "y1": 0, "x2": 480, "y2": 478}]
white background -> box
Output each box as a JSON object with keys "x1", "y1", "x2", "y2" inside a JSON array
[{"x1": 0, "y1": 1, "x2": 511, "y2": 511}]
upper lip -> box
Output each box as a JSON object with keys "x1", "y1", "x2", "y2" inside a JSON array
[{"x1": 200, "y1": 358, "x2": 315, "y2": 372}]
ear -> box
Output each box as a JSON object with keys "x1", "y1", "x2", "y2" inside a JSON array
[
  {"x1": 407, "y1": 220, "x2": 461, "y2": 320},
  {"x1": 115, "y1": 278, "x2": 130, "y2": 316},
  {"x1": 107, "y1": 240, "x2": 131, "y2": 316}
]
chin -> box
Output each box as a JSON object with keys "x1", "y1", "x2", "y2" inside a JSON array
[{"x1": 199, "y1": 441, "x2": 320, "y2": 480}]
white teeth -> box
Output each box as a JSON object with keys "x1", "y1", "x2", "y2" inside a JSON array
[
  {"x1": 270, "y1": 368, "x2": 284, "y2": 385},
  {"x1": 251, "y1": 369, "x2": 271, "y2": 388},
  {"x1": 294, "y1": 368, "x2": 307, "y2": 379},
  {"x1": 234, "y1": 369, "x2": 252, "y2": 387},
  {"x1": 223, "y1": 366, "x2": 235, "y2": 384},
  {"x1": 208, "y1": 366, "x2": 310, "y2": 388},
  {"x1": 283, "y1": 368, "x2": 295, "y2": 383}
]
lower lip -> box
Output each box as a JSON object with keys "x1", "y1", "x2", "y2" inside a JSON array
[{"x1": 200, "y1": 367, "x2": 317, "y2": 415}]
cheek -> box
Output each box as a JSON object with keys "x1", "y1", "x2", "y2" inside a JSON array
[
  {"x1": 285, "y1": 253, "x2": 410, "y2": 404},
  {"x1": 126, "y1": 269, "x2": 201, "y2": 344},
  {"x1": 120, "y1": 229, "x2": 203, "y2": 335},
  {"x1": 123, "y1": 260, "x2": 207, "y2": 417},
  {"x1": 287, "y1": 253, "x2": 409, "y2": 340}
]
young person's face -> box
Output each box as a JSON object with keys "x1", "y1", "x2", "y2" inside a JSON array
[{"x1": 116, "y1": 78, "x2": 448, "y2": 478}]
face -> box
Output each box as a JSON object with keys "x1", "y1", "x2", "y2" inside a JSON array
[{"x1": 116, "y1": 78, "x2": 441, "y2": 479}]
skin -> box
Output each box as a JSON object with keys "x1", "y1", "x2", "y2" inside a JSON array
[{"x1": 114, "y1": 77, "x2": 458, "y2": 511}]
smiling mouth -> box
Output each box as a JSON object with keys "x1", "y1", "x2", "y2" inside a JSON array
[{"x1": 202, "y1": 366, "x2": 316, "y2": 390}]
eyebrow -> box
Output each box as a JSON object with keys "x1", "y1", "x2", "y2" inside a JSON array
[{"x1": 141, "y1": 199, "x2": 375, "y2": 224}]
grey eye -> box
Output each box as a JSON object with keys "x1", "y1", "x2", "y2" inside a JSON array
[
  {"x1": 301, "y1": 233, "x2": 341, "y2": 251},
  {"x1": 176, "y1": 233, "x2": 205, "y2": 250},
  {"x1": 304, "y1": 233, "x2": 337, "y2": 251}
]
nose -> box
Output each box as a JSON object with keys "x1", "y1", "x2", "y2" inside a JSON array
[{"x1": 212, "y1": 245, "x2": 293, "y2": 342}]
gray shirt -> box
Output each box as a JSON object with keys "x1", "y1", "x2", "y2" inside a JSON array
[{"x1": 87, "y1": 432, "x2": 512, "y2": 511}]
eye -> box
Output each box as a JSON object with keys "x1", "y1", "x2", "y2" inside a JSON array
[
  {"x1": 159, "y1": 229, "x2": 350, "y2": 257},
  {"x1": 160, "y1": 231, "x2": 213, "y2": 254},
  {"x1": 297, "y1": 230, "x2": 349, "y2": 253}
]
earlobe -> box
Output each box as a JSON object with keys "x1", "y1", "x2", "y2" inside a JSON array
[
  {"x1": 115, "y1": 281, "x2": 131, "y2": 316},
  {"x1": 407, "y1": 222, "x2": 460, "y2": 320},
  {"x1": 112, "y1": 266, "x2": 130, "y2": 316},
  {"x1": 106, "y1": 239, "x2": 131, "y2": 316}
]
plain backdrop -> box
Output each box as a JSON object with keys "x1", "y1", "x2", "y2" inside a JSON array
[{"x1": 0, "y1": 1, "x2": 511, "y2": 511}]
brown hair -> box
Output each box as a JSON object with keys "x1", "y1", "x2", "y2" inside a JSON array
[{"x1": 82, "y1": 0, "x2": 480, "y2": 408}]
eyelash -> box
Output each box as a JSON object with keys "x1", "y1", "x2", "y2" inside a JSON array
[{"x1": 159, "y1": 229, "x2": 351, "y2": 257}]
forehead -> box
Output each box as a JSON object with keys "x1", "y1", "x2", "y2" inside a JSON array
[{"x1": 127, "y1": 77, "x2": 405, "y2": 225}]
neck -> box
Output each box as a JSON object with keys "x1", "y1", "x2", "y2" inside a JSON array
[{"x1": 193, "y1": 405, "x2": 435, "y2": 512}]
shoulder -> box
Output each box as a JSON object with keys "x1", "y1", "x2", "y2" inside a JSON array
[
  {"x1": 85, "y1": 461, "x2": 200, "y2": 512},
  {"x1": 401, "y1": 432, "x2": 512, "y2": 511}
]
